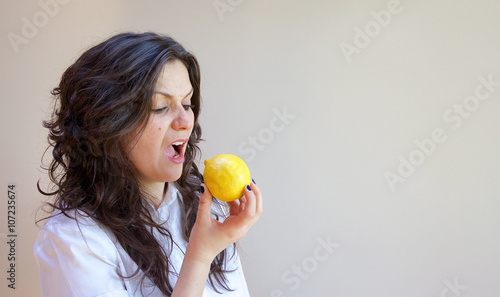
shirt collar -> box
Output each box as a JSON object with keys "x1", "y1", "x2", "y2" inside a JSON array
[
  {"x1": 142, "y1": 182, "x2": 179, "y2": 214},
  {"x1": 161, "y1": 182, "x2": 179, "y2": 209}
]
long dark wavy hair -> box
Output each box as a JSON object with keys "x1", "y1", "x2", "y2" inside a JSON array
[{"x1": 38, "y1": 32, "x2": 234, "y2": 295}]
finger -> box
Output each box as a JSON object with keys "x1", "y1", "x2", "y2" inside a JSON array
[
  {"x1": 197, "y1": 183, "x2": 213, "y2": 222},
  {"x1": 239, "y1": 195, "x2": 247, "y2": 204},
  {"x1": 241, "y1": 184, "x2": 257, "y2": 217},
  {"x1": 238, "y1": 195, "x2": 247, "y2": 212},
  {"x1": 220, "y1": 188, "x2": 253, "y2": 227},
  {"x1": 227, "y1": 200, "x2": 240, "y2": 216},
  {"x1": 221, "y1": 185, "x2": 260, "y2": 230},
  {"x1": 249, "y1": 181, "x2": 263, "y2": 216}
]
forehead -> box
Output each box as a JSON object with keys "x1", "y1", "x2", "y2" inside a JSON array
[{"x1": 155, "y1": 59, "x2": 192, "y2": 97}]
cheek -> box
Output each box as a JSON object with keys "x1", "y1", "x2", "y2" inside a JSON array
[
  {"x1": 145, "y1": 125, "x2": 164, "y2": 146},
  {"x1": 133, "y1": 122, "x2": 164, "y2": 156},
  {"x1": 189, "y1": 112, "x2": 195, "y2": 129}
]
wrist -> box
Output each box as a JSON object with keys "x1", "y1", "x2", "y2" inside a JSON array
[{"x1": 184, "y1": 243, "x2": 215, "y2": 267}]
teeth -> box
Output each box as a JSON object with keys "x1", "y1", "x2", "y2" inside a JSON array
[{"x1": 171, "y1": 141, "x2": 183, "y2": 158}]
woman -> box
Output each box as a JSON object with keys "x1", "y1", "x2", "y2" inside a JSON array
[{"x1": 34, "y1": 32, "x2": 262, "y2": 297}]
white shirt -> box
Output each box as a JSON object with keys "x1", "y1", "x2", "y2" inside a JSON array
[{"x1": 34, "y1": 183, "x2": 250, "y2": 297}]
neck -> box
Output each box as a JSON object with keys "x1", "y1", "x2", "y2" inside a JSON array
[{"x1": 142, "y1": 181, "x2": 167, "y2": 210}]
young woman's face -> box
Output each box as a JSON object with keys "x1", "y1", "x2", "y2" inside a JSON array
[{"x1": 128, "y1": 59, "x2": 195, "y2": 188}]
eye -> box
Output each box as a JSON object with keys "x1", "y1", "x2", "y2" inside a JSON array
[
  {"x1": 153, "y1": 106, "x2": 168, "y2": 114},
  {"x1": 183, "y1": 104, "x2": 194, "y2": 111}
]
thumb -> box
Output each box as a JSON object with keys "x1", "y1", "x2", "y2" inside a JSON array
[{"x1": 197, "y1": 184, "x2": 212, "y2": 222}]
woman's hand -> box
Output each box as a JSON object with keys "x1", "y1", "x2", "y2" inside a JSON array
[
  {"x1": 186, "y1": 181, "x2": 263, "y2": 265},
  {"x1": 172, "y1": 182, "x2": 262, "y2": 296}
]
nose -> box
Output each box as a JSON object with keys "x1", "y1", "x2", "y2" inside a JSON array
[{"x1": 171, "y1": 104, "x2": 193, "y2": 131}]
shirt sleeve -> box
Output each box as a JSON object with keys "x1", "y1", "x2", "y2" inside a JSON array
[
  {"x1": 225, "y1": 245, "x2": 251, "y2": 297},
  {"x1": 210, "y1": 203, "x2": 251, "y2": 296},
  {"x1": 33, "y1": 213, "x2": 130, "y2": 297}
]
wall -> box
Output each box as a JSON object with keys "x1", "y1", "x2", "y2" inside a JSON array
[{"x1": 1, "y1": 0, "x2": 499, "y2": 296}]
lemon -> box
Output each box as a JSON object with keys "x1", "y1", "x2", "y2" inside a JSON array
[{"x1": 203, "y1": 154, "x2": 251, "y2": 202}]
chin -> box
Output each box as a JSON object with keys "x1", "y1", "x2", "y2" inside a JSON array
[{"x1": 165, "y1": 169, "x2": 184, "y2": 182}]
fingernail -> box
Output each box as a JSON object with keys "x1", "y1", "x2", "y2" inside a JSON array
[
  {"x1": 246, "y1": 185, "x2": 251, "y2": 191},
  {"x1": 252, "y1": 178, "x2": 256, "y2": 184},
  {"x1": 200, "y1": 185, "x2": 205, "y2": 194}
]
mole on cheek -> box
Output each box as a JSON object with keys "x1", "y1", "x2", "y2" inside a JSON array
[{"x1": 158, "y1": 127, "x2": 161, "y2": 131}]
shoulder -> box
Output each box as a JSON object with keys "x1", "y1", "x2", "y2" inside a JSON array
[
  {"x1": 34, "y1": 210, "x2": 129, "y2": 296},
  {"x1": 38, "y1": 210, "x2": 106, "y2": 243},
  {"x1": 40, "y1": 209, "x2": 98, "y2": 230},
  {"x1": 34, "y1": 209, "x2": 119, "y2": 265}
]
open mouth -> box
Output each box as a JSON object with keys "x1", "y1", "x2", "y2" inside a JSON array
[
  {"x1": 165, "y1": 139, "x2": 187, "y2": 159},
  {"x1": 172, "y1": 141, "x2": 183, "y2": 158}
]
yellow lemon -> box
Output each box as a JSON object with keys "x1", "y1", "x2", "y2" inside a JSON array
[{"x1": 203, "y1": 154, "x2": 251, "y2": 202}]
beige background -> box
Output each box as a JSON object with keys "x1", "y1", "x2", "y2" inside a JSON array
[{"x1": 1, "y1": 0, "x2": 499, "y2": 296}]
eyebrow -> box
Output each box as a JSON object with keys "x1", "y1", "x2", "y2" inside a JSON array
[{"x1": 154, "y1": 88, "x2": 194, "y2": 100}]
